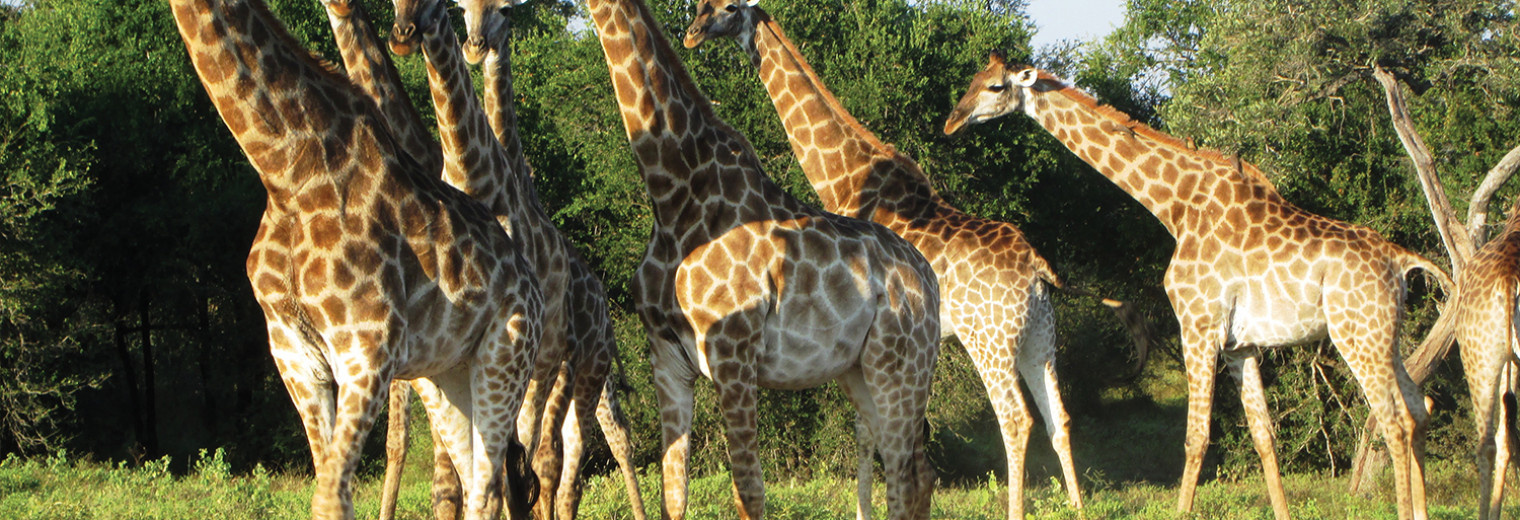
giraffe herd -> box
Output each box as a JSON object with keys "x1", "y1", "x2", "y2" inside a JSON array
[{"x1": 165, "y1": 0, "x2": 1511, "y2": 519}]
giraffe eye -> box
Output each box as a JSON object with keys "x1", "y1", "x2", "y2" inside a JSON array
[
  {"x1": 987, "y1": 84, "x2": 1008, "y2": 93},
  {"x1": 725, "y1": 3, "x2": 739, "y2": 11}
]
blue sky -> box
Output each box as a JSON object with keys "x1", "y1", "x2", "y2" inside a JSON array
[{"x1": 1025, "y1": 0, "x2": 1128, "y2": 48}]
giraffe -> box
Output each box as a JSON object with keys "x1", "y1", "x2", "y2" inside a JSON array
[
  {"x1": 391, "y1": 3, "x2": 581, "y2": 518},
  {"x1": 313, "y1": 2, "x2": 508, "y2": 518},
  {"x1": 166, "y1": 1, "x2": 542, "y2": 519},
  {"x1": 371, "y1": 1, "x2": 649, "y2": 518},
  {"x1": 575, "y1": 0, "x2": 944, "y2": 517},
  {"x1": 1455, "y1": 199, "x2": 1520, "y2": 520},
  {"x1": 683, "y1": 4, "x2": 1151, "y2": 518},
  {"x1": 944, "y1": 55, "x2": 1451, "y2": 520}
]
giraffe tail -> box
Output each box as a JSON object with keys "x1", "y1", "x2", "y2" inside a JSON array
[
  {"x1": 1058, "y1": 285, "x2": 1154, "y2": 380},
  {"x1": 1395, "y1": 249, "x2": 1455, "y2": 304}
]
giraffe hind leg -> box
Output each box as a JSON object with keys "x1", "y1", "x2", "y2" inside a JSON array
[
  {"x1": 594, "y1": 375, "x2": 649, "y2": 520},
  {"x1": 1017, "y1": 294, "x2": 1084, "y2": 512}
]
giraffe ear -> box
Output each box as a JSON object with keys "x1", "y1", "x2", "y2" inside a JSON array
[
  {"x1": 744, "y1": 0, "x2": 760, "y2": 6},
  {"x1": 1015, "y1": 68, "x2": 1038, "y2": 88}
]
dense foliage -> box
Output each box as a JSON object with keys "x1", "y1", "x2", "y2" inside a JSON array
[{"x1": 1, "y1": 0, "x2": 1514, "y2": 499}]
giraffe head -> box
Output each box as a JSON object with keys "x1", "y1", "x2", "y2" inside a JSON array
[
  {"x1": 683, "y1": 0, "x2": 761, "y2": 59},
  {"x1": 456, "y1": 0, "x2": 518, "y2": 64},
  {"x1": 942, "y1": 52, "x2": 1041, "y2": 135},
  {"x1": 388, "y1": 0, "x2": 446, "y2": 55}
]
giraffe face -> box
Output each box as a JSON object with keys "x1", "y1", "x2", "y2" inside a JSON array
[
  {"x1": 389, "y1": 0, "x2": 445, "y2": 55},
  {"x1": 683, "y1": 0, "x2": 758, "y2": 50},
  {"x1": 943, "y1": 52, "x2": 1038, "y2": 135},
  {"x1": 457, "y1": 0, "x2": 515, "y2": 64}
]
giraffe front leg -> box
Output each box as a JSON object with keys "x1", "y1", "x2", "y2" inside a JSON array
[
  {"x1": 1228, "y1": 352, "x2": 1289, "y2": 520},
  {"x1": 854, "y1": 414, "x2": 875, "y2": 520},
  {"x1": 378, "y1": 380, "x2": 412, "y2": 520},
  {"x1": 651, "y1": 345, "x2": 697, "y2": 520},
  {"x1": 1176, "y1": 324, "x2": 1221, "y2": 514},
  {"x1": 712, "y1": 355, "x2": 765, "y2": 520},
  {"x1": 593, "y1": 373, "x2": 649, "y2": 520},
  {"x1": 534, "y1": 364, "x2": 574, "y2": 520},
  {"x1": 314, "y1": 353, "x2": 392, "y2": 520}
]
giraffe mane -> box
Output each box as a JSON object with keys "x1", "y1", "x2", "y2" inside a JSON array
[
  {"x1": 755, "y1": 10, "x2": 937, "y2": 185},
  {"x1": 244, "y1": 0, "x2": 352, "y2": 88},
  {"x1": 1034, "y1": 71, "x2": 1282, "y2": 195}
]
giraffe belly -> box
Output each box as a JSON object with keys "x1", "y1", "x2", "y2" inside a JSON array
[
  {"x1": 753, "y1": 292, "x2": 876, "y2": 390},
  {"x1": 1227, "y1": 295, "x2": 1329, "y2": 348}
]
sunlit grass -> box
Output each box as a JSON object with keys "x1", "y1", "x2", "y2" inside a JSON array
[{"x1": 0, "y1": 449, "x2": 1509, "y2": 520}]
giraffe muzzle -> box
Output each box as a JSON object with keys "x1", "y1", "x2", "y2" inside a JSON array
[{"x1": 390, "y1": 23, "x2": 419, "y2": 56}]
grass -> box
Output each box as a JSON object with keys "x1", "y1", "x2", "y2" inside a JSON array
[{"x1": 2, "y1": 448, "x2": 1513, "y2": 519}]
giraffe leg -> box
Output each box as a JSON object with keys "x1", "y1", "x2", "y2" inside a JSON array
[
  {"x1": 1335, "y1": 333, "x2": 1428, "y2": 520},
  {"x1": 412, "y1": 373, "x2": 478, "y2": 520},
  {"x1": 593, "y1": 375, "x2": 649, "y2": 520},
  {"x1": 1020, "y1": 347, "x2": 1081, "y2": 511},
  {"x1": 269, "y1": 328, "x2": 335, "y2": 477},
  {"x1": 651, "y1": 346, "x2": 697, "y2": 520},
  {"x1": 554, "y1": 363, "x2": 601, "y2": 520},
  {"x1": 1227, "y1": 352, "x2": 1290, "y2": 520},
  {"x1": 379, "y1": 380, "x2": 412, "y2": 520},
  {"x1": 1176, "y1": 324, "x2": 1221, "y2": 514},
  {"x1": 854, "y1": 414, "x2": 875, "y2": 520},
  {"x1": 713, "y1": 360, "x2": 765, "y2": 520},
  {"x1": 534, "y1": 364, "x2": 574, "y2": 520},
  {"x1": 1017, "y1": 293, "x2": 1083, "y2": 512},
  {"x1": 1463, "y1": 345, "x2": 1507, "y2": 520},
  {"x1": 843, "y1": 360, "x2": 935, "y2": 520},
  {"x1": 314, "y1": 362, "x2": 391, "y2": 520}
]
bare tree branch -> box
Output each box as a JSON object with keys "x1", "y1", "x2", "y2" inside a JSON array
[
  {"x1": 1465, "y1": 144, "x2": 1520, "y2": 243},
  {"x1": 1372, "y1": 65, "x2": 1475, "y2": 274}
]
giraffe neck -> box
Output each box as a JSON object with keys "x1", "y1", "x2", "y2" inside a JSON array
[
  {"x1": 1029, "y1": 83, "x2": 1279, "y2": 237},
  {"x1": 482, "y1": 31, "x2": 534, "y2": 180},
  {"x1": 420, "y1": 17, "x2": 521, "y2": 216},
  {"x1": 587, "y1": 0, "x2": 784, "y2": 230},
  {"x1": 748, "y1": 13, "x2": 944, "y2": 221},
  {"x1": 324, "y1": 2, "x2": 440, "y2": 174},
  {"x1": 169, "y1": 0, "x2": 390, "y2": 207}
]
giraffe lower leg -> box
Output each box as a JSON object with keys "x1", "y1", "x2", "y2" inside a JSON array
[
  {"x1": 988, "y1": 376, "x2": 1034, "y2": 520},
  {"x1": 714, "y1": 364, "x2": 765, "y2": 520},
  {"x1": 1231, "y1": 354, "x2": 1290, "y2": 520},
  {"x1": 593, "y1": 377, "x2": 648, "y2": 520},
  {"x1": 1021, "y1": 354, "x2": 1082, "y2": 511},
  {"x1": 554, "y1": 374, "x2": 599, "y2": 520},
  {"x1": 429, "y1": 424, "x2": 463, "y2": 520},
  {"x1": 534, "y1": 366, "x2": 574, "y2": 520},
  {"x1": 854, "y1": 415, "x2": 875, "y2": 520},
  {"x1": 1177, "y1": 332, "x2": 1220, "y2": 513},
  {"x1": 652, "y1": 357, "x2": 696, "y2": 520},
  {"x1": 379, "y1": 381, "x2": 412, "y2": 520},
  {"x1": 1465, "y1": 354, "x2": 1507, "y2": 520},
  {"x1": 413, "y1": 375, "x2": 471, "y2": 520},
  {"x1": 313, "y1": 369, "x2": 390, "y2": 520}
]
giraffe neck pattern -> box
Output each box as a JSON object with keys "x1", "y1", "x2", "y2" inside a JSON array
[
  {"x1": 325, "y1": 2, "x2": 440, "y2": 174},
  {"x1": 1030, "y1": 81, "x2": 1281, "y2": 238},
  {"x1": 749, "y1": 13, "x2": 945, "y2": 222}
]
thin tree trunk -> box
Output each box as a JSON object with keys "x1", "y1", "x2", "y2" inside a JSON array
[{"x1": 139, "y1": 291, "x2": 159, "y2": 458}]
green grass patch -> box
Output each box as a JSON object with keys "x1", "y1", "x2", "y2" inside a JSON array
[{"x1": 2, "y1": 449, "x2": 1512, "y2": 519}]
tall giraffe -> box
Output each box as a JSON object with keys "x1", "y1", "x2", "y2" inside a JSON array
[
  {"x1": 392, "y1": 3, "x2": 580, "y2": 516},
  {"x1": 574, "y1": 0, "x2": 943, "y2": 517},
  {"x1": 465, "y1": 4, "x2": 648, "y2": 519},
  {"x1": 683, "y1": 4, "x2": 1149, "y2": 518},
  {"x1": 372, "y1": 1, "x2": 649, "y2": 518},
  {"x1": 166, "y1": 1, "x2": 542, "y2": 519},
  {"x1": 944, "y1": 56, "x2": 1450, "y2": 520},
  {"x1": 1455, "y1": 199, "x2": 1520, "y2": 520}
]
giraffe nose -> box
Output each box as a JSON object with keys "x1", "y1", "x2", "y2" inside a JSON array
[
  {"x1": 467, "y1": 35, "x2": 486, "y2": 50},
  {"x1": 395, "y1": 23, "x2": 416, "y2": 40}
]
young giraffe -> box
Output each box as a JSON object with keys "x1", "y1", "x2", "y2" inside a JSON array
[
  {"x1": 683, "y1": 4, "x2": 1150, "y2": 518},
  {"x1": 1455, "y1": 199, "x2": 1520, "y2": 520},
  {"x1": 569, "y1": 0, "x2": 945, "y2": 517},
  {"x1": 166, "y1": 1, "x2": 542, "y2": 519},
  {"x1": 374, "y1": 1, "x2": 648, "y2": 518},
  {"x1": 944, "y1": 56, "x2": 1450, "y2": 520}
]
